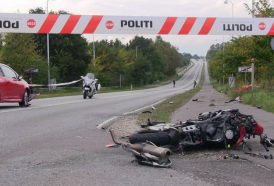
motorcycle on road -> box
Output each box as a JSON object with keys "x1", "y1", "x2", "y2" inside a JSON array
[{"x1": 81, "y1": 73, "x2": 100, "y2": 99}]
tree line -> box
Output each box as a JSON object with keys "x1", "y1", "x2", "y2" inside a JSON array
[
  {"x1": 0, "y1": 8, "x2": 195, "y2": 87},
  {"x1": 207, "y1": 0, "x2": 274, "y2": 88}
]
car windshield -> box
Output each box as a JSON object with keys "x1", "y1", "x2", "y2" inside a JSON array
[
  {"x1": 0, "y1": 67, "x2": 4, "y2": 77},
  {"x1": 1, "y1": 65, "x2": 17, "y2": 78}
]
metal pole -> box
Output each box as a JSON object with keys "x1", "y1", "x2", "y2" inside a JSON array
[
  {"x1": 223, "y1": 64, "x2": 225, "y2": 84},
  {"x1": 92, "y1": 34, "x2": 95, "y2": 61},
  {"x1": 224, "y1": 0, "x2": 234, "y2": 17},
  {"x1": 231, "y1": 2, "x2": 234, "y2": 17},
  {"x1": 251, "y1": 63, "x2": 255, "y2": 90},
  {"x1": 119, "y1": 73, "x2": 122, "y2": 88},
  {"x1": 252, "y1": 0, "x2": 255, "y2": 17},
  {"x1": 46, "y1": 0, "x2": 51, "y2": 90}
]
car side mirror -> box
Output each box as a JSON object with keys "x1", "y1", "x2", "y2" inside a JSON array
[{"x1": 18, "y1": 76, "x2": 23, "y2": 80}]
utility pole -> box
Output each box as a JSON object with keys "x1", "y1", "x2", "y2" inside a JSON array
[
  {"x1": 93, "y1": 34, "x2": 95, "y2": 61},
  {"x1": 46, "y1": 0, "x2": 51, "y2": 90}
]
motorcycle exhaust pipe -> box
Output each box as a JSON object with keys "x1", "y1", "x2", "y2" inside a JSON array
[
  {"x1": 129, "y1": 143, "x2": 171, "y2": 159},
  {"x1": 109, "y1": 129, "x2": 171, "y2": 159}
]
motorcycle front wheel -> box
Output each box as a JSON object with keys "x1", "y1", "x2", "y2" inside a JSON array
[
  {"x1": 88, "y1": 90, "x2": 94, "y2": 99},
  {"x1": 83, "y1": 90, "x2": 88, "y2": 99}
]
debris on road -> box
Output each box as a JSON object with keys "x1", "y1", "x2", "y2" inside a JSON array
[{"x1": 225, "y1": 96, "x2": 242, "y2": 103}]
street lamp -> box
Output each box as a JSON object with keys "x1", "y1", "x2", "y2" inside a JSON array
[
  {"x1": 224, "y1": 0, "x2": 234, "y2": 17},
  {"x1": 252, "y1": 0, "x2": 255, "y2": 17},
  {"x1": 46, "y1": 0, "x2": 51, "y2": 90},
  {"x1": 92, "y1": 34, "x2": 95, "y2": 61}
]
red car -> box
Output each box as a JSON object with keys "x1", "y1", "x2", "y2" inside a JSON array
[{"x1": 0, "y1": 63, "x2": 31, "y2": 107}]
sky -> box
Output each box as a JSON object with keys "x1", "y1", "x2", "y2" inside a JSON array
[{"x1": 0, "y1": 0, "x2": 254, "y2": 56}]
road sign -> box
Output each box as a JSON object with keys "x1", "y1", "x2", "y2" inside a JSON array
[
  {"x1": 238, "y1": 66, "x2": 252, "y2": 73},
  {"x1": 0, "y1": 13, "x2": 274, "y2": 35},
  {"x1": 228, "y1": 77, "x2": 235, "y2": 88}
]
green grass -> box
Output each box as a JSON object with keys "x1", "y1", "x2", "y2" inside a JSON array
[
  {"x1": 211, "y1": 80, "x2": 238, "y2": 98},
  {"x1": 241, "y1": 90, "x2": 274, "y2": 113},
  {"x1": 137, "y1": 65, "x2": 204, "y2": 124},
  {"x1": 36, "y1": 87, "x2": 82, "y2": 99},
  {"x1": 211, "y1": 80, "x2": 274, "y2": 113}
]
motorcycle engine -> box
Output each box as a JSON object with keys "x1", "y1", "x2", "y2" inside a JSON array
[{"x1": 225, "y1": 129, "x2": 234, "y2": 140}]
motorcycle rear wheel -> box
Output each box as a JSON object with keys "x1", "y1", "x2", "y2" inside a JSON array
[{"x1": 129, "y1": 130, "x2": 180, "y2": 146}]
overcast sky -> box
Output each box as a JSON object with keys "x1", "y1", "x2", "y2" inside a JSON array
[{"x1": 0, "y1": 0, "x2": 254, "y2": 55}]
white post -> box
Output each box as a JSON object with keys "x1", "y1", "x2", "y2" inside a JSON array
[
  {"x1": 245, "y1": 71, "x2": 247, "y2": 84},
  {"x1": 251, "y1": 63, "x2": 255, "y2": 90}
]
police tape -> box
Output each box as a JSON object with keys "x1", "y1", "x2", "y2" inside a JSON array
[
  {"x1": 30, "y1": 79, "x2": 82, "y2": 88},
  {"x1": 0, "y1": 13, "x2": 274, "y2": 36}
]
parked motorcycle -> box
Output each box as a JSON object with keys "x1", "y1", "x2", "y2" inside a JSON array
[{"x1": 81, "y1": 73, "x2": 100, "y2": 99}]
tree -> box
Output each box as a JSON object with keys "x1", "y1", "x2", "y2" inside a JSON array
[
  {"x1": 1, "y1": 33, "x2": 48, "y2": 83},
  {"x1": 29, "y1": 8, "x2": 90, "y2": 82},
  {"x1": 208, "y1": 0, "x2": 274, "y2": 87}
]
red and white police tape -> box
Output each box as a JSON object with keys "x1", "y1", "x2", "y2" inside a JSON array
[
  {"x1": 0, "y1": 13, "x2": 274, "y2": 35},
  {"x1": 30, "y1": 79, "x2": 82, "y2": 88}
]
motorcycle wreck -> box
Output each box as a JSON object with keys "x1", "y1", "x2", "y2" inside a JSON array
[
  {"x1": 106, "y1": 109, "x2": 274, "y2": 168},
  {"x1": 81, "y1": 73, "x2": 101, "y2": 99}
]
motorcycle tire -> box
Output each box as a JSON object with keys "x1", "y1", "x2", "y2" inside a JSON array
[
  {"x1": 88, "y1": 91, "x2": 94, "y2": 99},
  {"x1": 83, "y1": 90, "x2": 88, "y2": 99},
  {"x1": 129, "y1": 130, "x2": 180, "y2": 146}
]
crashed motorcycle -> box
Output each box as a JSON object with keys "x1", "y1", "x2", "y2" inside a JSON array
[
  {"x1": 129, "y1": 109, "x2": 274, "y2": 154},
  {"x1": 81, "y1": 73, "x2": 100, "y2": 99},
  {"x1": 107, "y1": 109, "x2": 274, "y2": 168}
]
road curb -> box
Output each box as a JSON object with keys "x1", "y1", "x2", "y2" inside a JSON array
[
  {"x1": 97, "y1": 116, "x2": 121, "y2": 130},
  {"x1": 97, "y1": 98, "x2": 167, "y2": 130}
]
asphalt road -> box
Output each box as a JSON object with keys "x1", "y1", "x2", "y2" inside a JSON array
[{"x1": 0, "y1": 60, "x2": 204, "y2": 186}]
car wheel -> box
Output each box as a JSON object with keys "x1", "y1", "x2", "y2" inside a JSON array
[{"x1": 19, "y1": 90, "x2": 29, "y2": 107}]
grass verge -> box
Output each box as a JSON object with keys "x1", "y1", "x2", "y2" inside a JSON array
[
  {"x1": 241, "y1": 90, "x2": 274, "y2": 113},
  {"x1": 211, "y1": 80, "x2": 274, "y2": 113},
  {"x1": 36, "y1": 87, "x2": 82, "y2": 99},
  {"x1": 137, "y1": 64, "x2": 204, "y2": 124}
]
